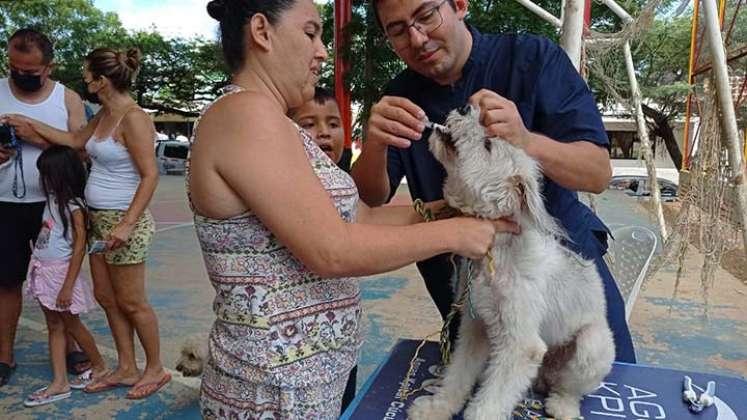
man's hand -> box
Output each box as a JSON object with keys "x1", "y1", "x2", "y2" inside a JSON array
[
  {"x1": 366, "y1": 96, "x2": 427, "y2": 149},
  {"x1": 469, "y1": 89, "x2": 532, "y2": 150},
  {"x1": 2, "y1": 114, "x2": 49, "y2": 149}
]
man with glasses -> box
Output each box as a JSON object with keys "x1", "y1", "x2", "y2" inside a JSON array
[
  {"x1": 351, "y1": 0, "x2": 636, "y2": 363},
  {"x1": 0, "y1": 28, "x2": 87, "y2": 386}
]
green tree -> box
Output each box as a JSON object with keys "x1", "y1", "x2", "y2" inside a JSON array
[
  {"x1": 128, "y1": 31, "x2": 227, "y2": 116},
  {"x1": 323, "y1": 0, "x2": 649, "y2": 140},
  {"x1": 0, "y1": 0, "x2": 128, "y2": 85},
  {"x1": 1, "y1": 0, "x2": 226, "y2": 116}
]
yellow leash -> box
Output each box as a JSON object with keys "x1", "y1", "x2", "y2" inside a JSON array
[{"x1": 399, "y1": 200, "x2": 495, "y2": 401}]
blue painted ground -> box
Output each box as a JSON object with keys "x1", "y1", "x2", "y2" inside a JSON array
[{"x1": 2, "y1": 179, "x2": 744, "y2": 419}]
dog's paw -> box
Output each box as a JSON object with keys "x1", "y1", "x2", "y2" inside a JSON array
[
  {"x1": 543, "y1": 393, "x2": 581, "y2": 419},
  {"x1": 463, "y1": 402, "x2": 512, "y2": 420},
  {"x1": 407, "y1": 395, "x2": 453, "y2": 420}
]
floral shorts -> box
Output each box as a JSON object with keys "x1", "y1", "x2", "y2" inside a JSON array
[{"x1": 88, "y1": 209, "x2": 155, "y2": 265}]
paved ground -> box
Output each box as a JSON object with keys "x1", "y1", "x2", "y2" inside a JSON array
[{"x1": 1, "y1": 176, "x2": 744, "y2": 419}]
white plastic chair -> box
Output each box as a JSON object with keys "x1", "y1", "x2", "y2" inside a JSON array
[{"x1": 606, "y1": 226, "x2": 658, "y2": 321}]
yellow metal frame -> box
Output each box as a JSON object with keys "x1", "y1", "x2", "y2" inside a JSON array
[{"x1": 682, "y1": 0, "x2": 740, "y2": 171}]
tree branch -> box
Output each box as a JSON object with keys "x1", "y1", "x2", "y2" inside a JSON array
[{"x1": 138, "y1": 101, "x2": 199, "y2": 117}]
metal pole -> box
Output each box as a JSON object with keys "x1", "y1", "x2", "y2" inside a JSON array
[
  {"x1": 623, "y1": 41, "x2": 669, "y2": 240},
  {"x1": 513, "y1": 0, "x2": 562, "y2": 28},
  {"x1": 598, "y1": 0, "x2": 668, "y2": 240},
  {"x1": 682, "y1": 0, "x2": 700, "y2": 170},
  {"x1": 334, "y1": 0, "x2": 352, "y2": 155},
  {"x1": 559, "y1": 0, "x2": 585, "y2": 70},
  {"x1": 701, "y1": 0, "x2": 747, "y2": 252}
]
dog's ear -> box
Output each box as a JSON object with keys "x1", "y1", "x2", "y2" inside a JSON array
[{"x1": 514, "y1": 172, "x2": 565, "y2": 239}]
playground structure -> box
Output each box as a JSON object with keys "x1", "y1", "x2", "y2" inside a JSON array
[
  {"x1": 331, "y1": 0, "x2": 746, "y2": 252},
  {"x1": 681, "y1": 0, "x2": 747, "y2": 225}
]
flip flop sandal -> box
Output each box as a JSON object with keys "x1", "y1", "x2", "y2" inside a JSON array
[
  {"x1": 65, "y1": 351, "x2": 91, "y2": 375},
  {"x1": 24, "y1": 386, "x2": 72, "y2": 407},
  {"x1": 70, "y1": 369, "x2": 94, "y2": 390},
  {"x1": 126, "y1": 372, "x2": 172, "y2": 400},
  {"x1": 0, "y1": 362, "x2": 16, "y2": 387},
  {"x1": 83, "y1": 377, "x2": 133, "y2": 393}
]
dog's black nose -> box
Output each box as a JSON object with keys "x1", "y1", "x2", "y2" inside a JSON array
[{"x1": 457, "y1": 104, "x2": 472, "y2": 115}]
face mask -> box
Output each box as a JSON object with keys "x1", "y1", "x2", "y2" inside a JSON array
[
  {"x1": 10, "y1": 69, "x2": 44, "y2": 92},
  {"x1": 81, "y1": 79, "x2": 101, "y2": 104}
]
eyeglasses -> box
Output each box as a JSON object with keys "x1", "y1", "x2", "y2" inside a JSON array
[{"x1": 385, "y1": 0, "x2": 448, "y2": 50}]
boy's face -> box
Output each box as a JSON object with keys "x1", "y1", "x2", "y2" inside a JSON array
[{"x1": 293, "y1": 99, "x2": 345, "y2": 164}]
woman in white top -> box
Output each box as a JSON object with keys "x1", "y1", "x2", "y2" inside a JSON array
[{"x1": 7, "y1": 48, "x2": 169, "y2": 399}]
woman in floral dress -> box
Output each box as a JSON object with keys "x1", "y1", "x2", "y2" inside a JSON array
[{"x1": 188, "y1": 0, "x2": 515, "y2": 418}]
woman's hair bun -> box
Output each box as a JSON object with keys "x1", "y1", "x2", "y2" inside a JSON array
[
  {"x1": 125, "y1": 48, "x2": 142, "y2": 71},
  {"x1": 207, "y1": 0, "x2": 227, "y2": 21}
]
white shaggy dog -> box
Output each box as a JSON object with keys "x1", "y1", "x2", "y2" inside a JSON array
[
  {"x1": 407, "y1": 105, "x2": 615, "y2": 420},
  {"x1": 175, "y1": 333, "x2": 209, "y2": 377}
]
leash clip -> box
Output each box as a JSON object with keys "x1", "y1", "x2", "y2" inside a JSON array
[{"x1": 683, "y1": 375, "x2": 716, "y2": 413}]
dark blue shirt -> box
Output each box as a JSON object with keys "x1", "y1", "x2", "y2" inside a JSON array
[{"x1": 384, "y1": 27, "x2": 610, "y2": 259}]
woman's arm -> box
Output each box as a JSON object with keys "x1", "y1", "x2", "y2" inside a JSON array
[
  {"x1": 198, "y1": 93, "x2": 498, "y2": 278},
  {"x1": 107, "y1": 108, "x2": 158, "y2": 249},
  {"x1": 56, "y1": 208, "x2": 86, "y2": 309},
  {"x1": 356, "y1": 200, "x2": 448, "y2": 226},
  {"x1": 3, "y1": 112, "x2": 100, "y2": 150}
]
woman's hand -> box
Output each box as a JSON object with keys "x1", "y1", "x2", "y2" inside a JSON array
[
  {"x1": 56, "y1": 286, "x2": 74, "y2": 309},
  {"x1": 2, "y1": 114, "x2": 49, "y2": 148},
  {"x1": 448, "y1": 217, "x2": 520, "y2": 259},
  {"x1": 107, "y1": 220, "x2": 135, "y2": 250}
]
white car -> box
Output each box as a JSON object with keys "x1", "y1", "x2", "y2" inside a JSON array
[{"x1": 155, "y1": 141, "x2": 189, "y2": 175}]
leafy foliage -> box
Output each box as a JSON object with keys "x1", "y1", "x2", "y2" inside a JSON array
[{"x1": 0, "y1": 0, "x2": 226, "y2": 116}]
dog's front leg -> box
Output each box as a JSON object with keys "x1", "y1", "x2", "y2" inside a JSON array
[
  {"x1": 463, "y1": 294, "x2": 547, "y2": 420},
  {"x1": 407, "y1": 314, "x2": 489, "y2": 420}
]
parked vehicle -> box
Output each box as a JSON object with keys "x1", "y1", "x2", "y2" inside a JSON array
[
  {"x1": 608, "y1": 175, "x2": 679, "y2": 202},
  {"x1": 155, "y1": 140, "x2": 189, "y2": 175}
]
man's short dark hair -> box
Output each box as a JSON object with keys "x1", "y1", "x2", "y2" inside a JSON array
[
  {"x1": 370, "y1": 0, "x2": 456, "y2": 32},
  {"x1": 8, "y1": 28, "x2": 54, "y2": 64}
]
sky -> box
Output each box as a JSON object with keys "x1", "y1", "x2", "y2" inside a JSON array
[
  {"x1": 93, "y1": 0, "x2": 219, "y2": 40},
  {"x1": 92, "y1": 0, "x2": 333, "y2": 40}
]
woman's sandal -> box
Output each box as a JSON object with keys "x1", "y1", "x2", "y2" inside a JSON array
[
  {"x1": 83, "y1": 375, "x2": 134, "y2": 393},
  {"x1": 125, "y1": 372, "x2": 171, "y2": 400},
  {"x1": 24, "y1": 386, "x2": 72, "y2": 407}
]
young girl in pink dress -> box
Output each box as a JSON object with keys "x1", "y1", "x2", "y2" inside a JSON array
[{"x1": 23, "y1": 145, "x2": 107, "y2": 407}]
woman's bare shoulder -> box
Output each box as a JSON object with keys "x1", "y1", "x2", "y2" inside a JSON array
[
  {"x1": 198, "y1": 92, "x2": 293, "y2": 143},
  {"x1": 209, "y1": 92, "x2": 285, "y2": 123}
]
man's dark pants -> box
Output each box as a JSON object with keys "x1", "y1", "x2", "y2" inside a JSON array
[{"x1": 417, "y1": 249, "x2": 637, "y2": 364}]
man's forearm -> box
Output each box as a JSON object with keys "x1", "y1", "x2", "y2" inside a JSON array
[
  {"x1": 350, "y1": 142, "x2": 391, "y2": 207},
  {"x1": 524, "y1": 133, "x2": 612, "y2": 193}
]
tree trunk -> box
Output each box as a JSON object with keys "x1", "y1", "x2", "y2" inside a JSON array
[{"x1": 642, "y1": 104, "x2": 683, "y2": 169}]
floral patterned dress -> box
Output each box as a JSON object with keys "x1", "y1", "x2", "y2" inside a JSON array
[{"x1": 187, "y1": 89, "x2": 362, "y2": 419}]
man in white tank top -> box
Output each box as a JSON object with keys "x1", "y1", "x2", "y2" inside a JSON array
[{"x1": 0, "y1": 29, "x2": 86, "y2": 387}]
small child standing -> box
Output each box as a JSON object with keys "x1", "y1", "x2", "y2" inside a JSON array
[{"x1": 24, "y1": 145, "x2": 107, "y2": 407}]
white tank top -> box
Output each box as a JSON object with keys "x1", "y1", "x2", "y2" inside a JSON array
[
  {"x1": 85, "y1": 117, "x2": 141, "y2": 210},
  {"x1": 0, "y1": 78, "x2": 68, "y2": 203}
]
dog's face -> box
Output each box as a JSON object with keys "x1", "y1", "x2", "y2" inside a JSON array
[
  {"x1": 175, "y1": 342, "x2": 204, "y2": 377},
  {"x1": 428, "y1": 104, "x2": 543, "y2": 222},
  {"x1": 428, "y1": 105, "x2": 563, "y2": 238}
]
